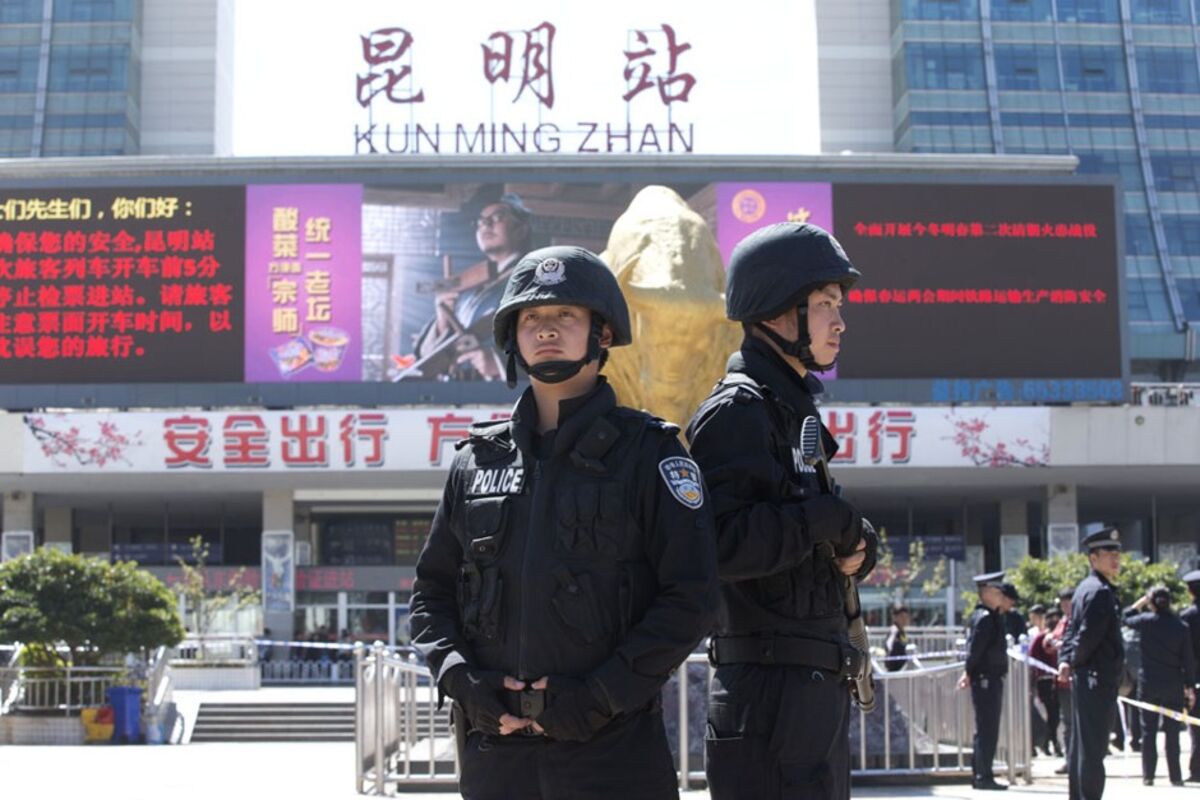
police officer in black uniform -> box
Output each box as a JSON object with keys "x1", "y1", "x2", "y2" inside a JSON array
[
  {"x1": 410, "y1": 246, "x2": 719, "y2": 800},
  {"x1": 1058, "y1": 528, "x2": 1125, "y2": 800},
  {"x1": 960, "y1": 571, "x2": 1013, "y2": 791},
  {"x1": 686, "y1": 221, "x2": 877, "y2": 800},
  {"x1": 1182, "y1": 569, "x2": 1200, "y2": 783},
  {"x1": 1123, "y1": 585, "x2": 1197, "y2": 785}
]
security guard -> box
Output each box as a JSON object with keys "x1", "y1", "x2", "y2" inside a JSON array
[
  {"x1": 410, "y1": 246, "x2": 719, "y2": 800},
  {"x1": 959, "y1": 571, "x2": 1012, "y2": 791},
  {"x1": 1183, "y1": 569, "x2": 1200, "y2": 783},
  {"x1": 686, "y1": 222, "x2": 877, "y2": 800},
  {"x1": 1058, "y1": 528, "x2": 1125, "y2": 800},
  {"x1": 1124, "y1": 586, "x2": 1198, "y2": 785}
]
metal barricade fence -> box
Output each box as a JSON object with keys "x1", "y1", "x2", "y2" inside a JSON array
[
  {"x1": 0, "y1": 665, "x2": 125, "y2": 715},
  {"x1": 355, "y1": 645, "x2": 1033, "y2": 795}
]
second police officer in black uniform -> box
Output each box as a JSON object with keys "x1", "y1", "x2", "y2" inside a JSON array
[
  {"x1": 686, "y1": 222, "x2": 877, "y2": 800},
  {"x1": 410, "y1": 246, "x2": 719, "y2": 800},
  {"x1": 960, "y1": 571, "x2": 1015, "y2": 791},
  {"x1": 1183, "y1": 569, "x2": 1200, "y2": 783},
  {"x1": 1122, "y1": 585, "x2": 1197, "y2": 785},
  {"x1": 1058, "y1": 528, "x2": 1126, "y2": 800}
]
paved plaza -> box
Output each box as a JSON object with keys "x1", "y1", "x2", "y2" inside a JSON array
[{"x1": 0, "y1": 740, "x2": 1193, "y2": 800}]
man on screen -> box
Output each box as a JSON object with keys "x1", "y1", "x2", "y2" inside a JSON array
[{"x1": 405, "y1": 193, "x2": 534, "y2": 381}]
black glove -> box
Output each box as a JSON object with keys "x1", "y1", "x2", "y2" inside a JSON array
[
  {"x1": 534, "y1": 676, "x2": 611, "y2": 743},
  {"x1": 801, "y1": 495, "x2": 862, "y2": 555},
  {"x1": 441, "y1": 665, "x2": 508, "y2": 735}
]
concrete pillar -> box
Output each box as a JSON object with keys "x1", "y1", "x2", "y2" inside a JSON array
[
  {"x1": 1046, "y1": 484, "x2": 1078, "y2": 526},
  {"x1": 1045, "y1": 484, "x2": 1079, "y2": 557},
  {"x1": 1, "y1": 491, "x2": 34, "y2": 560},
  {"x1": 999, "y1": 499, "x2": 1029, "y2": 570},
  {"x1": 262, "y1": 490, "x2": 295, "y2": 648},
  {"x1": 44, "y1": 507, "x2": 72, "y2": 552},
  {"x1": 3, "y1": 491, "x2": 34, "y2": 532}
]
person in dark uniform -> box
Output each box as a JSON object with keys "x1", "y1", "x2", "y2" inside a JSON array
[
  {"x1": 885, "y1": 604, "x2": 911, "y2": 672},
  {"x1": 685, "y1": 221, "x2": 877, "y2": 800},
  {"x1": 1050, "y1": 586, "x2": 1076, "y2": 773},
  {"x1": 409, "y1": 246, "x2": 719, "y2": 800},
  {"x1": 1123, "y1": 585, "x2": 1197, "y2": 786},
  {"x1": 1182, "y1": 569, "x2": 1200, "y2": 783},
  {"x1": 959, "y1": 571, "x2": 1012, "y2": 791},
  {"x1": 1058, "y1": 528, "x2": 1125, "y2": 800}
]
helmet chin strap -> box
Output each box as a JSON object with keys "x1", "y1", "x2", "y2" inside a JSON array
[
  {"x1": 754, "y1": 306, "x2": 836, "y2": 373},
  {"x1": 505, "y1": 316, "x2": 605, "y2": 388}
]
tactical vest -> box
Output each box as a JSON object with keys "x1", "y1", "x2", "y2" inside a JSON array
[
  {"x1": 451, "y1": 408, "x2": 669, "y2": 681},
  {"x1": 707, "y1": 372, "x2": 845, "y2": 625}
]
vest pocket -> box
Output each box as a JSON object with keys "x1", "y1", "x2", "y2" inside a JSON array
[
  {"x1": 548, "y1": 564, "x2": 612, "y2": 646},
  {"x1": 458, "y1": 497, "x2": 509, "y2": 643},
  {"x1": 555, "y1": 481, "x2": 626, "y2": 557}
]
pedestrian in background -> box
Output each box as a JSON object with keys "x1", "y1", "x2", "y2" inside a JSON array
[
  {"x1": 885, "y1": 604, "x2": 911, "y2": 672},
  {"x1": 959, "y1": 571, "x2": 1014, "y2": 791},
  {"x1": 1181, "y1": 569, "x2": 1200, "y2": 783},
  {"x1": 1123, "y1": 585, "x2": 1197, "y2": 786},
  {"x1": 1049, "y1": 586, "x2": 1075, "y2": 774},
  {"x1": 1058, "y1": 528, "x2": 1125, "y2": 800}
]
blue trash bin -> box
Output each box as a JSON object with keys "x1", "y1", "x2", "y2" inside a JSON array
[{"x1": 105, "y1": 686, "x2": 143, "y2": 744}]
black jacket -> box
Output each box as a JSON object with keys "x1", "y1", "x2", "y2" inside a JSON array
[
  {"x1": 685, "y1": 337, "x2": 875, "y2": 647},
  {"x1": 1182, "y1": 602, "x2": 1200, "y2": 689},
  {"x1": 966, "y1": 607, "x2": 1008, "y2": 678},
  {"x1": 1059, "y1": 570, "x2": 1125, "y2": 683},
  {"x1": 1123, "y1": 607, "x2": 1197, "y2": 698},
  {"x1": 410, "y1": 379, "x2": 719, "y2": 716}
]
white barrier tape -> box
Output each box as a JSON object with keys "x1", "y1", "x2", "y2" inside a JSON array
[
  {"x1": 875, "y1": 649, "x2": 965, "y2": 662},
  {"x1": 251, "y1": 638, "x2": 361, "y2": 651},
  {"x1": 876, "y1": 660, "x2": 967, "y2": 678},
  {"x1": 1007, "y1": 648, "x2": 1059, "y2": 676},
  {"x1": 1119, "y1": 696, "x2": 1200, "y2": 729}
]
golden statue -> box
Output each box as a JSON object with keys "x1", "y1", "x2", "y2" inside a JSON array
[{"x1": 601, "y1": 186, "x2": 742, "y2": 428}]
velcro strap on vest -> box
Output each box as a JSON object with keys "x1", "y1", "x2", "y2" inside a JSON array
[{"x1": 569, "y1": 417, "x2": 621, "y2": 473}]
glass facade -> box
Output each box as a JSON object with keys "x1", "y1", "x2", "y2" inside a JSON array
[
  {"x1": 892, "y1": 0, "x2": 1200, "y2": 374},
  {"x1": 0, "y1": 0, "x2": 139, "y2": 157}
]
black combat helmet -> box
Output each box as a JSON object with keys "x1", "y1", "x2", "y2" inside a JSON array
[
  {"x1": 492, "y1": 246, "x2": 631, "y2": 387},
  {"x1": 725, "y1": 221, "x2": 860, "y2": 371}
]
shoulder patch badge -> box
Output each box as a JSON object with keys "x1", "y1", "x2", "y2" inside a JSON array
[{"x1": 658, "y1": 457, "x2": 704, "y2": 510}]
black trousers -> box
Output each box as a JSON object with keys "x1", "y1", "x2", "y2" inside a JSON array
[
  {"x1": 706, "y1": 663, "x2": 851, "y2": 800},
  {"x1": 1069, "y1": 669, "x2": 1118, "y2": 800},
  {"x1": 970, "y1": 673, "x2": 1004, "y2": 783},
  {"x1": 1139, "y1": 693, "x2": 1183, "y2": 784},
  {"x1": 1036, "y1": 680, "x2": 1060, "y2": 753},
  {"x1": 1191, "y1": 696, "x2": 1200, "y2": 780},
  {"x1": 456, "y1": 710, "x2": 679, "y2": 800}
]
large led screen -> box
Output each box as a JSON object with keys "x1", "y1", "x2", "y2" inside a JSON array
[{"x1": 0, "y1": 177, "x2": 1123, "y2": 402}]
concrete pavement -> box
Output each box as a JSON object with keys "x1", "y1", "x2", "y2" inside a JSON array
[{"x1": 0, "y1": 743, "x2": 1195, "y2": 800}]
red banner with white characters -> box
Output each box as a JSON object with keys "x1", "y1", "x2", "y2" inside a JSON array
[{"x1": 19, "y1": 406, "x2": 1049, "y2": 473}]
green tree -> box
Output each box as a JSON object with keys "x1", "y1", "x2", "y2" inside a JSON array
[
  {"x1": 174, "y1": 536, "x2": 259, "y2": 655},
  {"x1": 1003, "y1": 553, "x2": 1188, "y2": 616},
  {"x1": 863, "y1": 527, "x2": 949, "y2": 618},
  {"x1": 0, "y1": 548, "x2": 184, "y2": 666}
]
